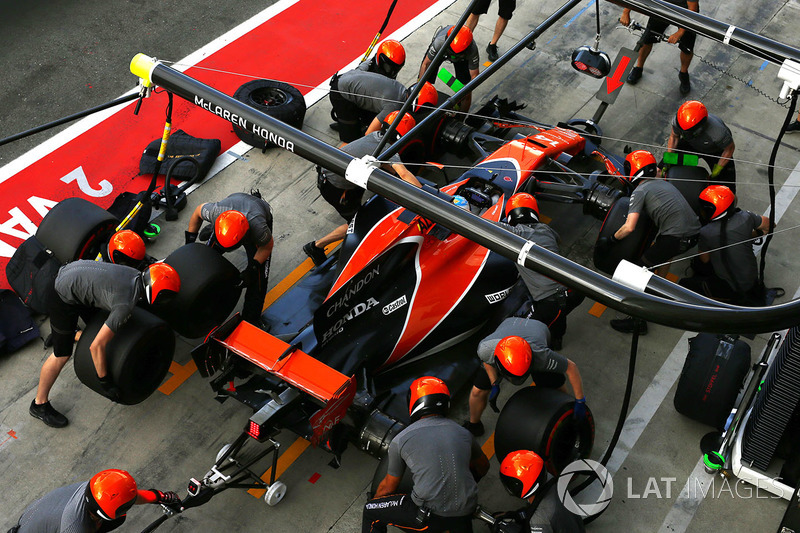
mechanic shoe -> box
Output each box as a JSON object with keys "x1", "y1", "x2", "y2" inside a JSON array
[
  {"x1": 303, "y1": 241, "x2": 327, "y2": 266},
  {"x1": 610, "y1": 316, "x2": 648, "y2": 335},
  {"x1": 329, "y1": 122, "x2": 341, "y2": 132},
  {"x1": 198, "y1": 224, "x2": 213, "y2": 242},
  {"x1": 679, "y1": 71, "x2": 691, "y2": 95},
  {"x1": 486, "y1": 43, "x2": 499, "y2": 62},
  {"x1": 462, "y1": 420, "x2": 485, "y2": 437},
  {"x1": 786, "y1": 120, "x2": 800, "y2": 134},
  {"x1": 627, "y1": 66, "x2": 643, "y2": 85},
  {"x1": 29, "y1": 399, "x2": 68, "y2": 428}
]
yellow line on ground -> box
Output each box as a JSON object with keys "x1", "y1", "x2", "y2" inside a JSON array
[
  {"x1": 248, "y1": 438, "x2": 312, "y2": 498},
  {"x1": 481, "y1": 432, "x2": 495, "y2": 460},
  {"x1": 158, "y1": 360, "x2": 198, "y2": 396},
  {"x1": 588, "y1": 301, "x2": 606, "y2": 317}
]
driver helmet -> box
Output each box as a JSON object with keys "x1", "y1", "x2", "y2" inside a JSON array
[
  {"x1": 698, "y1": 185, "x2": 737, "y2": 223},
  {"x1": 214, "y1": 210, "x2": 250, "y2": 251},
  {"x1": 408, "y1": 376, "x2": 450, "y2": 422},
  {"x1": 383, "y1": 111, "x2": 416, "y2": 137},
  {"x1": 84, "y1": 469, "x2": 138, "y2": 521},
  {"x1": 623, "y1": 150, "x2": 658, "y2": 183},
  {"x1": 141, "y1": 262, "x2": 180, "y2": 306},
  {"x1": 107, "y1": 230, "x2": 146, "y2": 266},
  {"x1": 500, "y1": 450, "x2": 547, "y2": 500},
  {"x1": 675, "y1": 100, "x2": 708, "y2": 138},
  {"x1": 407, "y1": 82, "x2": 438, "y2": 112},
  {"x1": 506, "y1": 193, "x2": 540, "y2": 225},
  {"x1": 494, "y1": 336, "x2": 533, "y2": 386},
  {"x1": 446, "y1": 26, "x2": 473, "y2": 59},
  {"x1": 376, "y1": 39, "x2": 405, "y2": 78}
]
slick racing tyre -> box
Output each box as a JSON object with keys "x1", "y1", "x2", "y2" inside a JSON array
[
  {"x1": 157, "y1": 243, "x2": 242, "y2": 339},
  {"x1": 494, "y1": 387, "x2": 595, "y2": 475},
  {"x1": 665, "y1": 165, "x2": 709, "y2": 217},
  {"x1": 73, "y1": 307, "x2": 175, "y2": 405},
  {"x1": 593, "y1": 197, "x2": 656, "y2": 275},
  {"x1": 674, "y1": 333, "x2": 751, "y2": 429},
  {"x1": 232, "y1": 79, "x2": 306, "y2": 149},
  {"x1": 35, "y1": 197, "x2": 118, "y2": 263}
]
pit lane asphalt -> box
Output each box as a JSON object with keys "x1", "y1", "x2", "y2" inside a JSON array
[{"x1": 2, "y1": 0, "x2": 800, "y2": 531}]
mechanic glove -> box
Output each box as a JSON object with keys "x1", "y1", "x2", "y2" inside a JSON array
[
  {"x1": 574, "y1": 397, "x2": 587, "y2": 420},
  {"x1": 596, "y1": 236, "x2": 616, "y2": 254},
  {"x1": 491, "y1": 510, "x2": 527, "y2": 532},
  {"x1": 711, "y1": 164, "x2": 724, "y2": 178},
  {"x1": 185, "y1": 230, "x2": 198, "y2": 245},
  {"x1": 151, "y1": 489, "x2": 182, "y2": 506},
  {"x1": 239, "y1": 262, "x2": 261, "y2": 288},
  {"x1": 489, "y1": 381, "x2": 501, "y2": 413},
  {"x1": 98, "y1": 374, "x2": 121, "y2": 402}
]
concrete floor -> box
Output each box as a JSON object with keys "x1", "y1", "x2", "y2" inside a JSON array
[{"x1": 2, "y1": 0, "x2": 800, "y2": 531}]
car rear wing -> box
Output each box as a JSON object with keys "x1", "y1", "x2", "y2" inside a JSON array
[{"x1": 192, "y1": 315, "x2": 356, "y2": 447}]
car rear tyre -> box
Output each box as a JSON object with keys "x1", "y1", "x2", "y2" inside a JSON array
[
  {"x1": 35, "y1": 197, "x2": 118, "y2": 263},
  {"x1": 593, "y1": 197, "x2": 656, "y2": 275},
  {"x1": 73, "y1": 307, "x2": 175, "y2": 405},
  {"x1": 494, "y1": 387, "x2": 595, "y2": 475}
]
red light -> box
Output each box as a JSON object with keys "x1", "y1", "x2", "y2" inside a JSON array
[
  {"x1": 248, "y1": 420, "x2": 260, "y2": 439},
  {"x1": 574, "y1": 61, "x2": 588, "y2": 71}
]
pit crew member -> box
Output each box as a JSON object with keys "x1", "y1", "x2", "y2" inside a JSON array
[{"x1": 418, "y1": 25, "x2": 480, "y2": 112}]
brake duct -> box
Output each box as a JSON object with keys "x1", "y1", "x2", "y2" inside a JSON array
[{"x1": 128, "y1": 0, "x2": 800, "y2": 334}]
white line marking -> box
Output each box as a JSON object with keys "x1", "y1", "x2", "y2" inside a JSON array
[{"x1": 658, "y1": 460, "x2": 715, "y2": 533}]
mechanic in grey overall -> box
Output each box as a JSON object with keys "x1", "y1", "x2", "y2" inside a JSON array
[
  {"x1": 620, "y1": 0, "x2": 699, "y2": 95},
  {"x1": 679, "y1": 185, "x2": 773, "y2": 305},
  {"x1": 502, "y1": 193, "x2": 584, "y2": 351},
  {"x1": 303, "y1": 115, "x2": 422, "y2": 266},
  {"x1": 600, "y1": 150, "x2": 700, "y2": 334},
  {"x1": 418, "y1": 25, "x2": 480, "y2": 112},
  {"x1": 363, "y1": 376, "x2": 489, "y2": 533},
  {"x1": 495, "y1": 450, "x2": 585, "y2": 533},
  {"x1": 668, "y1": 100, "x2": 737, "y2": 192},
  {"x1": 465, "y1": 0, "x2": 518, "y2": 62},
  {"x1": 356, "y1": 39, "x2": 406, "y2": 79},
  {"x1": 186, "y1": 191, "x2": 273, "y2": 325},
  {"x1": 9, "y1": 468, "x2": 179, "y2": 533},
  {"x1": 463, "y1": 317, "x2": 585, "y2": 437},
  {"x1": 30, "y1": 261, "x2": 180, "y2": 428},
  {"x1": 330, "y1": 69, "x2": 408, "y2": 143}
]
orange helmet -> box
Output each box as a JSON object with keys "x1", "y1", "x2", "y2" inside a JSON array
[
  {"x1": 408, "y1": 376, "x2": 450, "y2": 421},
  {"x1": 142, "y1": 262, "x2": 181, "y2": 306},
  {"x1": 623, "y1": 150, "x2": 658, "y2": 182},
  {"x1": 699, "y1": 185, "x2": 737, "y2": 223},
  {"x1": 85, "y1": 469, "x2": 138, "y2": 520},
  {"x1": 383, "y1": 111, "x2": 416, "y2": 137},
  {"x1": 376, "y1": 39, "x2": 405, "y2": 78},
  {"x1": 446, "y1": 26, "x2": 473, "y2": 56},
  {"x1": 494, "y1": 336, "x2": 532, "y2": 385},
  {"x1": 675, "y1": 100, "x2": 708, "y2": 137},
  {"x1": 506, "y1": 193, "x2": 540, "y2": 225},
  {"x1": 214, "y1": 210, "x2": 250, "y2": 250},
  {"x1": 410, "y1": 82, "x2": 438, "y2": 112},
  {"x1": 500, "y1": 450, "x2": 547, "y2": 500},
  {"x1": 107, "y1": 230, "x2": 146, "y2": 266}
]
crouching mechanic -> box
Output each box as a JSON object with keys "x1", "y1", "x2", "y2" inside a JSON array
[
  {"x1": 363, "y1": 377, "x2": 490, "y2": 533},
  {"x1": 303, "y1": 112, "x2": 422, "y2": 266},
  {"x1": 463, "y1": 317, "x2": 585, "y2": 437},
  {"x1": 30, "y1": 261, "x2": 180, "y2": 428},
  {"x1": 185, "y1": 192, "x2": 274, "y2": 325},
  {"x1": 502, "y1": 193, "x2": 584, "y2": 350},
  {"x1": 10, "y1": 468, "x2": 180, "y2": 532},
  {"x1": 494, "y1": 450, "x2": 585, "y2": 532},
  {"x1": 419, "y1": 25, "x2": 479, "y2": 113}
]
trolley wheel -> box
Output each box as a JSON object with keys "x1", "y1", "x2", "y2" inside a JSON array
[
  {"x1": 216, "y1": 444, "x2": 234, "y2": 464},
  {"x1": 265, "y1": 481, "x2": 287, "y2": 506}
]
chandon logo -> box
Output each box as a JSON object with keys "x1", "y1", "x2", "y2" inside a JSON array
[
  {"x1": 321, "y1": 297, "x2": 379, "y2": 344},
  {"x1": 382, "y1": 295, "x2": 408, "y2": 315}
]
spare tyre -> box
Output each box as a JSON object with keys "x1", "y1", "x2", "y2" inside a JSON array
[
  {"x1": 665, "y1": 165, "x2": 708, "y2": 217},
  {"x1": 593, "y1": 197, "x2": 656, "y2": 275},
  {"x1": 232, "y1": 80, "x2": 306, "y2": 149},
  {"x1": 36, "y1": 197, "x2": 118, "y2": 263},
  {"x1": 74, "y1": 307, "x2": 175, "y2": 405},
  {"x1": 495, "y1": 387, "x2": 594, "y2": 475},
  {"x1": 157, "y1": 243, "x2": 242, "y2": 338},
  {"x1": 674, "y1": 333, "x2": 751, "y2": 429}
]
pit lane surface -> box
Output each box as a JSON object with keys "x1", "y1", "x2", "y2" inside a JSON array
[{"x1": 2, "y1": 0, "x2": 800, "y2": 531}]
